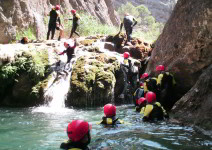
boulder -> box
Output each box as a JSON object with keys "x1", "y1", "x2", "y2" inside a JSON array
[
  {"x1": 104, "y1": 42, "x2": 115, "y2": 51},
  {"x1": 106, "y1": 34, "x2": 152, "y2": 60},
  {"x1": 172, "y1": 64, "x2": 212, "y2": 131},
  {"x1": 146, "y1": 0, "x2": 212, "y2": 95},
  {"x1": 66, "y1": 52, "x2": 122, "y2": 107}
]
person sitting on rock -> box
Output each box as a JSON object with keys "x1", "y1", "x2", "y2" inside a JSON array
[
  {"x1": 60, "y1": 120, "x2": 91, "y2": 150},
  {"x1": 98, "y1": 104, "x2": 124, "y2": 125},
  {"x1": 47, "y1": 5, "x2": 64, "y2": 41},
  {"x1": 119, "y1": 13, "x2": 137, "y2": 44},
  {"x1": 66, "y1": 9, "x2": 80, "y2": 38},
  {"x1": 156, "y1": 65, "x2": 177, "y2": 111},
  {"x1": 135, "y1": 97, "x2": 147, "y2": 112},
  {"x1": 141, "y1": 91, "x2": 168, "y2": 122}
]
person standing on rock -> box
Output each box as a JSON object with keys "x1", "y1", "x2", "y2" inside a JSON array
[
  {"x1": 119, "y1": 13, "x2": 137, "y2": 44},
  {"x1": 66, "y1": 9, "x2": 80, "y2": 38},
  {"x1": 47, "y1": 5, "x2": 64, "y2": 41}
]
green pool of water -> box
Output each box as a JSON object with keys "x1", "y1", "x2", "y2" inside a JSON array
[{"x1": 0, "y1": 105, "x2": 211, "y2": 150}]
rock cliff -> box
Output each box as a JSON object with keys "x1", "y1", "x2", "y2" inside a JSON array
[
  {"x1": 114, "y1": 0, "x2": 177, "y2": 23},
  {"x1": 146, "y1": 0, "x2": 212, "y2": 130},
  {"x1": 0, "y1": 0, "x2": 120, "y2": 43}
]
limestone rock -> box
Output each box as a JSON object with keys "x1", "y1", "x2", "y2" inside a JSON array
[
  {"x1": 114, "y1": 0, "x2": 177, "y2": 23},
  {"x1": 146, "y1": 0, "x2": 212, "y2": 95},
  {"x1": 66, "y1": 53, "x2": 121, "y2": 107},
  {"x1": 0, "y1": 0, "x2": 120, "y2": 43},
  {"x1": 172, "y1": 64, "x2": 212, "y2": 131}
]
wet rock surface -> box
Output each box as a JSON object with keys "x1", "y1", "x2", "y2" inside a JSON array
[{"x1": 146, "y1": 0, "x2": 212, "y2": 131}]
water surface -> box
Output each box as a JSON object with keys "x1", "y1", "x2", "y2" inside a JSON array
[{"x1": 0, "y1": 105, "x2": 211, "y2": 150}]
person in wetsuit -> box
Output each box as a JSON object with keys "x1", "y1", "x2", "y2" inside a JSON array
[
  {"x1": 68, "y1": 9, "x2": 80, "y2": 38},
  {"x1": 59, "y1": 39, "x2": 77, "y2": 63},
  {"x1": 119, "y1": 13, "x2": 137, "y2": 43},
  {"x1": 135, "y1": 97, "x2": 147, "y2": 112},
  {"x1": 141, "y1": 91, "x2": 169, "y2": 122},
  {"x1": 47, "y1": 5, "x2": 64, "y2": 41},
  {"x1": 140, "y1": 73, "x2": 160, "y2": 102},
  {"x1": 60, "y1": 120, "x2": 91, "y2": 150},
  {"x1": 99, "y1": 104, "x2": 124, "y2": 125},
  {"x1": 156, "y1": 65, "x2": 177, "y2": 111}
]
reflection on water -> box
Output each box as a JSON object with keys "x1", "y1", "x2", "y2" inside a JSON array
[{"x1": 0, "y1": 105, "x2": 212, "y2": 150}]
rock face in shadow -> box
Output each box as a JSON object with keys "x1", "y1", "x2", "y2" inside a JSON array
[
  {"x1": 0, "y1": 0, "x2": 119, "y2": 43},
  {"x1": 172, "y1": 64, "x2": 212, "y2": 131},
  {"x1": 147, "y1": 0, "x2": 212, "y2": 95},
  {"x1": 146, "y1": 0, "x2": 212, "y2": 130}
]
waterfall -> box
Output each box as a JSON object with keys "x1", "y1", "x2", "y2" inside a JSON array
[
  {"x1": 44, "y1": 72, "x2": 71, "y2": 108},
  {"x1": 32, "y1": 61, "x2": 75, "y2": 114}
]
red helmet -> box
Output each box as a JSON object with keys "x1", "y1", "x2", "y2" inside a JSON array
[
  {"x1": 104, "y1": 104, "x2": 116, "y2": 117},
  {"x1": 140, "y1": 82, "x2": 144, "y2": 87},
  {"x1": 138, "y1": 97, "x2": 146, "y2": 105},
  {"x1": 145, "y1": 91, "x2": 156, "y2": 103},
  {"x1": 67, "y1": 120, "x2": 91, "y2": 142},
  {"x1": 64, "y1": 42, "x2": 69, "y2": 47},
  {"x1": 71, "y1": 9, "x2": 76, "y2": 14},
  {"x1": 55, "y1": 5, "x2": 60, "y2": 10},
  {"x1": 123, "y1": 52, "x2": 130, "y2": 59},
  {"x1": 136, "y1": 99, "x2": 139, "y2": 105},
  {"x1": 156, "y1": 65, "x2": 165, "y2": 71},
  {"x1": 140, "y1": 73, "x2": 149, "y2": 79}
]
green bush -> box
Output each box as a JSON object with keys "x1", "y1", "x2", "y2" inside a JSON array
[
  {"x1": 0, "y1": 50, "x2": 49, "y2": 97},
  {"x1": 16, "y1": 27, "x2": 36, "y2": 41},
  {"x1": 57, "y1": 11, "x2": 119, "y2": 37}
]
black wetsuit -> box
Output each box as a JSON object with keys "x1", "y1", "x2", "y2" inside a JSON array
[
  {"x1": 120, "y1": 15, "x2": 137, "y2": 42},
  {"x1": 158, "y1": 72, "x2": 176, "y2": 111},
  {"x1": 60, "y1": 140, "x2": 90, "y2": 150},
  {"x1": 60, "y1": 42, "x2": 76, "y2": 63},
  {"x1": 70, "y1": 14, "x2": 80, "y2": 38},
  {"x1": 142, "y1": 102, "x2": 168, "y2": 122},
  {"x1": 144, "y1": 77, "x2": 160, "y2": 101},
  {"x1": 47, "y1": 9, "x2": 60, "y2": 40}
]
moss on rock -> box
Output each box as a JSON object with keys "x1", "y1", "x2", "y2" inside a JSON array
[
  {"x1": 0, "y1": 49, "x2": 50, "y2": 106},
  {"x1": 80, "y1": 39, "x2": 97, "y2": 46},
  {"x1": 67, "y1": 54, "x2": 120, "y2": 107}
]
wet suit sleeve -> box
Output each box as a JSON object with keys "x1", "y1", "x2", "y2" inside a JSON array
[
  {"x1": 144, "y1": 81, "x2": 148, "y2": 93},
  {"x1": 60, "y1": 140, "x2": 71, "y2": 149},
  {"x1": 155, "y1": 102, "x2": 169, "y2": 119},
  {"x1": 71, "y1": 41, "x2": 77, "y2": 49},
  {"x1": 142, "y1": 105, "x2": 153, "y2": 121},
  {"x1": 133, "y1": 17, "x2": 137, "y2": 27},
  {"x1": 157, "y1": 74, "x2": 163, "y2": 85},
  {"x1": 59, "y1": 50, "x2": 67, "y2": 55}
]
